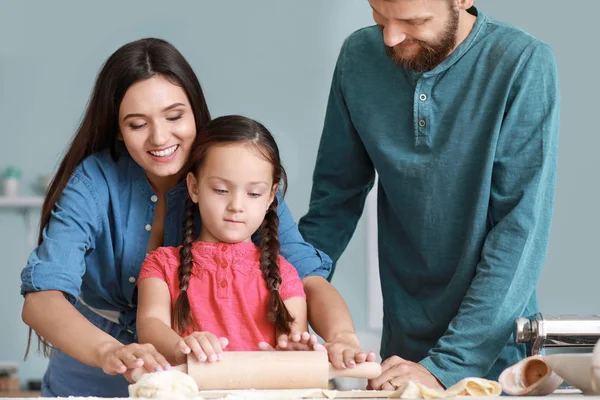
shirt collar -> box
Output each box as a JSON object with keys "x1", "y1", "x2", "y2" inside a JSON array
[{"x1": 421, "y1": 7, "x2": 487, "y2": 77}]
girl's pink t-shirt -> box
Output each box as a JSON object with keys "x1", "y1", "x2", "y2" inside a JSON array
[{"x1": 138, "y1": 241, "x2": 306, "y2": 350}]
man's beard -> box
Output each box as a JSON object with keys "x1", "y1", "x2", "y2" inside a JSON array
[{"x1": 385, "y1": 6, "x2": 459, "y2": 72}]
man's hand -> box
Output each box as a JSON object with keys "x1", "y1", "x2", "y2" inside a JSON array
[
  {"x1": 324, "y1": 332, "x2": 376, "y2": 369},
  {"x1": 367, "y1": 355, "x2": 443, "y2": 391}
]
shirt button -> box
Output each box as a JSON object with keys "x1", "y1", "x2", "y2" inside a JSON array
[
  {"x1": 418, "y1": 119, "x2": 426, "y2": 127},
  {"x1": 151, "y1": 195, "x2": 158, "y2": 203},
  {"x1": 145, "y1": 224, "x2": 152, "y2": 231},
  {"x1": 221, "y1": 263, "x2": 227, "y2": 269},
  {"x1": 419, "y1": 94, "x2": 427, "y2": 101},
  {"x1": 221, "y1": 247, "x2": 226, "y2": 252},
  {"x1": 220, "y1": 281, "x2": 227, "y2": 288},
  {"x1": 128, "y1": 277, "x2": 136, "y2": 283}
]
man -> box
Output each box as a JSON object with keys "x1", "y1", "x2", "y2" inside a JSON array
[{"x1": 299, "y1": 0, "x2": 559, "y2": 391}]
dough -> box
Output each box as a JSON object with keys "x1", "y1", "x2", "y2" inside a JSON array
[
  {"x1": 396, "y1": 377, "x2": 501, "y2": 399},
  {"x1": 498, "y1": 355, "x2": 562, "y2": 395},
  {"x1": 128, "y1": 369, "x2": 199, "y2": 398}
]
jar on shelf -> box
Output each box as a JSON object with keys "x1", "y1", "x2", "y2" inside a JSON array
[{"x1": 1, "y1": 167, "x2": 22, "y2": 197}]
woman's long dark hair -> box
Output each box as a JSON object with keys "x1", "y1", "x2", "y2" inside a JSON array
[
  {"x1": 172, "y1": 115, "x2": 295, "y2": 336},
  {"x1": 27, "y1": 38, "x2": 211, "y2": 357}
]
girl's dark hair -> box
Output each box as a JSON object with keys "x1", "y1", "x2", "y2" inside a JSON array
[
  {"x1": 28, "y1": 38, "x2": 211, "y2": 357},
  {"x1": 172, "y1": 115, "x2": 294, "y2": 336}
]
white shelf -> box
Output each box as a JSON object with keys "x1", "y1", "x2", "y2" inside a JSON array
[
  {"x1": 0, "y1": 196, "x2": 44, "y2": 246},
  {"x1": 0, "y1": 196, "x2": 44, "y2": 208}
]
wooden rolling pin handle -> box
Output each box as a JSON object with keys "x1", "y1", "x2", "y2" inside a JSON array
[
  {"x1": 328, "y1": 362, "x2": 382, "y2": 379},
  {"x1": 130, "y1": 363, "x2": 187, "y2": 383}
]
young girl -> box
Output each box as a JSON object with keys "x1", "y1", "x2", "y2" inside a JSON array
[{"x1": 136, "y1": 115, "x2": 310, "y2": 365}]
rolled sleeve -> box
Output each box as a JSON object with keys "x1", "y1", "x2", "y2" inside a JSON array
[
  {"x1": 275, "y1": 192, "x2": 332, "y2": 280},
  {"x1": 20, "y1": 171, "x2": 99, "y2": 304}
]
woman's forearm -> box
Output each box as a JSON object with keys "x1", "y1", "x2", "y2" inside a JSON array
[
  {"x1": 302, "y1": 276, "x2": 358, "y2": 345},
  {"x1": 21, "y1": 290, "x2": 121, "y2": 367}
]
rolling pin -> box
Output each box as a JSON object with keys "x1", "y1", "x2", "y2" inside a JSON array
[{"x1": 132, "y1": 351, "x2": 382, "y2": 390}]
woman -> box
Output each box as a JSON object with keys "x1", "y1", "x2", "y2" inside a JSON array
[{"x1": 21, "y1": 38, "x2": 373, "y2": 397}]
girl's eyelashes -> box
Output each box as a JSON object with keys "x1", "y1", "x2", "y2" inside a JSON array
[{"x1": 211, "y1": 188, "x2": 264, "y2": 198}]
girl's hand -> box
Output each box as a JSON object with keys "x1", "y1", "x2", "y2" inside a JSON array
[
  {"x1": 177, "y1": 332, "x2": 229, "y2": 362},
  {"x1": 97, "y1": 342, "x2": 170, "y2": 376},
  {"x1": 258, "y1": 331, "x2": 326, "y2": 352}
]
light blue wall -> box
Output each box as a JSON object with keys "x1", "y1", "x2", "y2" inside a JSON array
[{"x1": 0, "y1": 0, "x2": 597, "y2": 387}]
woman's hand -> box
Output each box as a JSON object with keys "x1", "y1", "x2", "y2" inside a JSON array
[
  {"x1": 324, "y1": 332, "x2": 377, "y2": 369},
  {"x1": 177, "y1": 332, "x2": 229, "y2": 362},
  {"x1": 97, "y1": 342, "x2": 170, "y2": 376}
]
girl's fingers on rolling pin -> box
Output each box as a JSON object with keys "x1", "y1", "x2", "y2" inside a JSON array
[
  {"x1": 197, "y1": 334, "x2": 218, "y2": 362},
  {"x1": 218, "y1": 337, "x2": 229, "y2": 350},
  {"x1": 290, "y1": 331, "x2": 302, "y2": 343},
  {"x1": 185, "y1": 335, "x2": 207, "y2": 362},
  {"x1": 206, "y1": 334, "x2": 224, "y2": 360},
  {"x1": 178, "y1": 339, "x2": 191, "y2": 355}
]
